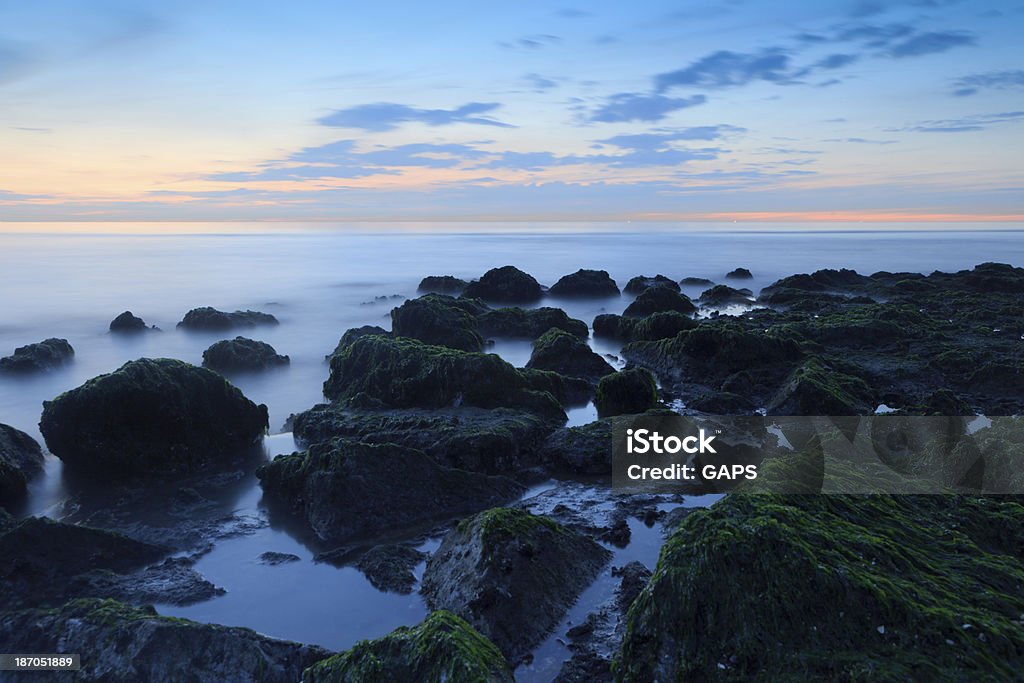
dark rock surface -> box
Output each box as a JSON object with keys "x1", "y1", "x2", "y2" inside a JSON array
[
  {"x1": 623, "y1": 275, "x2": 679, "y2": 295},
  {"x1": 595, "y1": 368, "x2": 658, "y2": 418},
  {"x1": 109, "y1": 311, "x2": 150, "y2": 333},
  {"x1": 462, "y1": 266, "x2": 543, "y2": 303},
  {"x1": 525, "y1": 328, "x2": 615, "y2": 381},
  {"x1": 356, "y1": 544, "x2": 427, "y2": 594},
  {"x1": 549, "y1": 269, "x2": 620, "y2": 298},
  {"x1": 698, "y1": 284, "x2": 754, "y2": 307},
  {"x1": 40, "y1": 358, "x2": 268, "y2": 479},
  {"x1": 390, "y1": 294, "x2": 485, "y2": 351},
  {"x1": 0, "y1": 423, "x2": 45, "y2": 507},
  {"x1": 478, "y1": 306, "x2": 588, "y2": 340},
  {"x1": 521, "y1": 368, "x2": 594, "y2": 407},
  {"x1": 539, "y1": 420, "x2": 613, "y2": 475},
  {"x1": 679, "y1": 277, "x2": 714, "y2": 286},
  {"x1": 258, "y1": 551, "x2": 300, "y2": 565},
  {"x1": 177, "y1": 306, "x2": 279, "y2": 331},
  {"x1": 612, "y1": 561, "x2": 651, "y2": 613},
  {"x1": 418, "y1": 275, "x2": 469, "y2": 295},
  {"x1": 203, "y1": 337, "x2": 289, "y2": 372},
  {"x1": 725, "y1": 267, "x2": 753, "y2": 279},
  {"x1": 0, "y1": 338, "x2": 74, "y2": 373},
  {"x1": 622, "y1": 286, "x2": 697, "y2": 317},
  {"x1": 326, "y1": 325, "x2": 389, "y2": 360}
]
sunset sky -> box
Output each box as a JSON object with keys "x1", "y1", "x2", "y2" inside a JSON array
[{"x1": 1, "y1": 0, "x2": 1022, "y2": 222}]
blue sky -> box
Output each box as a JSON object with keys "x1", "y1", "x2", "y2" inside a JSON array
[{"x1": 0, "y1": 0, "x2": 1022, "y2": 222}]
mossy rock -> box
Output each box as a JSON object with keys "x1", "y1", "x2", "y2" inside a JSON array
[
  {"x1": 326, "y1": 325, "x2": 389, "y2": 360},
  {"x1": 623, "y1": 285, "x2": 696, "y2": 317},
  {"x1": 592, "y1": 313, "x2": 636, "y2": 341},
  {"x1": 203, "y1": 337, "x2": 289, "y2": 372},
  {"x1": 0, "y1": 338, "x2": 74, "y2": 373},
  {"x1": 477, "y1": 306, "x2": 588, "y2": 340},
  {"x1": 176, "y1": 307, "x2": 279, "y2": 331},
  {"x1": 767, "y1": 358, "x2": 876, "y2": 416},
  {"x1": 109, "y1": 311, "x2": 149, "y2": 333},
  {"x1": 391, "y1": 294, "x2": 485, "y2": 351},
  {"x1": 699, "y1": 284, "x2": 754, "y2": 307},
  {"x1": 462, "y1": 266, "x2": 543, "y2": 303},
  {"x1": 548, "y1": 269, "x2": 620, "y2": 298},
  {"x1": 303, "y1": 610, "x2": 513, "y2": 683},
  {"x1": 595, "y1": 368, "x2": 658, "y2": 418},
  {"x1": 520, "y1": 368, "x2": 593, "y2": 406},
  {"x1": 418, "y1": 275, "x2": 469, "y2": 295},
  {"x1": 631, "y1": 310, "x2": 697, "y2": 341},
  {"x1": 623, "y1": 275, "x2": 680, "y2": 295},
  {"x1": 539, "y1": 419, "x2": 613, "y2": 474},
  {"x1": 525, "y1": 328, "x2": 615, "y2": 381},
  {"x1": 616, "y1": 494, "x2": 1024, "y2": 681},
  {"x1": 0, "y1": 423, "x2": 44, "y2": 508}
]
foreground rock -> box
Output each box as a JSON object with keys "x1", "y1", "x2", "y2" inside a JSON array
[
  {"x1": 478, "y1": 306, "x2": 588, "y2": 340},
  {"x1": 203, "y1": 337, "x2": 289, "y2": 372},
  {"x1": 257, "y1": 438, "x2": 524, "y2": 544},
  {"x1": 0, "y1": 338, "x2": 74, "y2": 373},
  {"x1": 109, "y1": 311, "x2": 152, "y2": 333},
  {"x1": 326, "y1": 325, "x2": 388, "y2": 360},
  {"x1": 623, "y1": 275, "x2": 679, "y2": 295},
  {"x1": 391, "y1": 294, "x2": 485, "y2": 351},
  {"x1": 0, "y1": 599, "x2": 329, "y2": 683},
  {"x1": 422, "y1": 507, "x2": 611, "y2": 662},
  {"x1": 304, "y1": 610, "x2": 512, "y2": 683},
  {"x1": 595, "y1": 369, "x2": 658, "y2": 417},
  {"x1": 698, "y1": 284, "x2": 754, "y2": 307},
  {"x1": 622, "y1": 285, "x2": 696, "y2": 317},
  {"x1": 549, "y1": 269, "x2": 620, "y2": 298},
  {"x1": 418, "y1": 275, "x2": 469, "y2": 295},
  {"x1": 177, "y1": 306, "x2": 279, "y2": 331},
  {"x1": 592, "y1": 311, "x2": 696, "y2": 343},
  {"x1": 462, "y1": 266, "x2": 543, "y2": 303},
  {"x1": 525, "y1": 328, "x2": 615, "y2": 381},
  {"x1": 539, "y1": 420, "x2": 613, "y2": 475},
  {"x1": 0, "y1": 423, "x2": 44, "y2": 507},
  {"x1": 617, "y1": 494, "x2": 1024, "y2": 681},
  {"x1": 355, "y1": 544, "x2": 428, "y2": 594},
  {"x1": 40, "y1": 358, "x2": 268, "y2": 479}
]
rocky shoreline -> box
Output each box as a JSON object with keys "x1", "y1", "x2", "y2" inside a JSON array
[{"x1": 1, "y1": 261, "x2": 1023, "y2": 681}]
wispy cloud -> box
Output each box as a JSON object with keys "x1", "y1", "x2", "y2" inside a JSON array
[
  {"x1": 499, "y1": 34, "x2": 561, "y2": 50},
  {"x1": 588, "y1": 93, "x2": 706, "y2": 122},
  {"x1": 524, "y1": 72, "x2": 559, "y2": 91},
  {"x1": 888, "y1": 30, "x2": 975, "y2": 57},
  {"x1": 656, "y1": 49, "x2": 791, "y2": 90},
  {"x1": 317, "y1": 102, "x2": 514, "y2": 131},
  {"x1": 894, "y1": 110, "x2": 1024, "y2": 132},
  {"x1": 951, "y1": 69, "x2": 1024, "y2": 97}
]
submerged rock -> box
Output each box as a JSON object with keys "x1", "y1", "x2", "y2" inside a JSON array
[
  {"x1": 422, "y1": 507, "x2": 611, "y2": 662},
  {"x1": 617, "y1": 494, "x2": 1024, "y2": 681},
  {"x1": 177, "y1": 306, "x2": 279, "y2": 331},
  {"x1": 326, "y1": 325, "x2": 389, "y2": 360},
  {"x1": 462, "y1": 266, "x2": 543, "y2": 303},
  {"x1": 356, "y1": 544, "x2": 427, "y2": 594},
  {"x1": 0, "y1": 423, "x2": 45, "y2": 507},
  {"x1": 595, "y1": 368, "x2": 658, "y2": 418},
  {"x1": 698, "y1": 284, "x2": 754, "y2": 307},
  {"x1": 259, "y1": 551, "x2": 301, "y2": 566},
  {"x1": 0, "y1": 338, "x2": 74, "y2": 373},
  {"x1": 725, "y1": 267, "x2": 753, "y2": 280},
  {"x1": 40, "y1": 358, "x2": 268, "y2": 479},
  {"x1": 478, "y1": 306, "x2": 588, "y2": 340},
  {"x1": 622, "y1": 286, "x2": 696, "y2": 317},
  {"x1": 594, "y1": 312, "x2": 698, "y2": 343},
  {"x1": 203, "y1": 337, "x2": 289, "y2": 372},
  {"x1": 0, "y1": 598, "x2": 329, "y2": 683},
  {"x1": 525, "y1": 328, "x2": 615, "y2": 382},
  {"x1": 304, "y1": 610, "x2": 513, "y2": 683},
  {"x1": 418, "y1": 275, "x2": 469, "y2": 295},
  {"x1": 679, "y1": 276, "x2": 714, "y2": 286},
  {"x1": 549, "y1": 269, "x2": 620, "y2": 298},
  {"x1": 257, "y1": 438, "x2": 524, "y2": 544},
  {"x1": 109, "y1": 311, "x2": 150, "y2": 333},
  {"x1": 623, "y1": 275, "x2": 679, "y2": 295},
  {"x1": 391, "y1": 294, "x2": 485, "y2": 351}
]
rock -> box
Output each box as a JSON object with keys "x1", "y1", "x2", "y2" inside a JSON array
[
  {"x1": 521, "y1": 369, "x2": 594, "y2": 407},
  {"x1": 592, "y1": 313, "x2": 634, "y2": 340},
  {"x1": 356, "y1": 544, "x2": 427, "y2": 594},
  {"x1": 595, "y1": 369, "x2": 658, "y2": 418},
  {"x1": 549, "y1": 269, "x2": 620, "y2": 298},
  {"x1": 725, "y1": 267, "x2": 753, "y2": 279},
  {"x1": 0, "y1": 598, "x2": 330, "y2": 682},
  {"x1": 617, "y1": 494, "x2": 1024, "y2": 681},
  {"x1": 324, "y1": 335, "x2": 564, "y2": 421},
  {"x1": 478, "y1": 307, "x2": 588, "y2": 340},
  {"x1": 623, "y1": 275, "x2": 679, "y2": 295},
  {"x1": 177, "y1": 306, "x2": 279, "y2": 331},
  {"x1": 525, "y1": 328, "x2": 615, "y2": 381},
  {"x1": 462, "y1": 266, "x2": 543, "y2": 303},
  {"x1": 40, "y1": 358, "x2": 269, "y2": 479},
  {"x1": 698, "y1": 285, "x2": 754, "y2": 307},
  {"x1": 623, "y1": 286, "x2": 696, "y2": 317},
  {"x1": 767, "y1": 358, "x2": 875, "y2": 416},
  {"x1": 303, "y1": 610, "x2": 513, "y2": 683},
  {"x1": 0, "y1": 423, "x2": 44, "y2": 508},
  {"x1": 418, "y1": 275, "x2": 469, "y2": 295},
  {"x1": 391, "y1": 294, "x2": 485, "y2": 351},
  {"x1": 202, "y1": 337, "x2": 289, "y2": 372},
  {"x1": 612, "y1": 561, "x2": 651, "y2": 613},
  {"x1": 0, "y1": 338, "x2": 74, "y2": 373},
  {"x1": 555, "y1": 651, "x2": 612, "y2": 683},
  {"x1": 422, "y1": 507, "x2": 611, "y2": 662},
  {"x1": 680, "y1": 277, "x2": 714, "y2": 286},
  {"x1": 326, "y1": 325, "x2": 389, "y2": 360},
  {"x1": 592, "y1": 312, "x2": 695, "y2": 343},
  {"x1": 539, "y1": 420, "x2": 613, "y2": 475},
  {"x1": 259, "y1": 551, "x2": 301, "y2": 565},
  {"x1": 257, "y1": 438, "x2": 524, "y2": 544},
  {"x1": 109, "y1": 311, "x2": 150, "y2": 333}
]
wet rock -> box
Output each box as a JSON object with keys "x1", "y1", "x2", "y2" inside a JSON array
[
  {"x1": 418, "y1": 275, "x2": 469, "y2": 295},
  {"x1": 0, "y1": 338, "x2": 74, "y2": 373},
  {"x1": 326, "y1": 325, "x2": 389, "y2": 360},
  {"x1": 617, "y1": 494, "x2": 1024, "y2": 681},
  {"x1": 177, "y1": 306, "x2": 279, "y2": 331},
  {"x1": 257, "y1": 438, "x2": 524, "y2": 544},
  {"x1": 109, "y1": 311, "x2": 151, "y2": 333},
  {"x1": 0, "y1": 423, "x2": 44, "y2": 508},
  {"x1": 698, "y1": 284, "x2": 754, "y2": 307},
  {"x1": 303, "y1": 610, "x2": 513, "y2": 683},
  {"x1": 725, "y1": 267, "x2": 753, "y2": 279},
  {"x1": 599, "y1": 518, "x2": 631, "y2": 547},
  {"x1": 623, "y1": 275, "x2": 679, "y2": 295},
  {"x1": 555, "y1": 651, "x2": 612, "y2": 683},
  {"x1": 40, "y1": 358, "x2": 269, "y2": 479},
  {"x1": 422, "y1": 507, "x2": 611, "y2": 662},
  {"x1": 521, "y1": 369, "x2": 594, "y2": 407},
  {"x1": 592, "y1": 313, "x2": 633, "y2": 341},
  {"x1": 259, "y1": 551, "x2": 301, "y2": 565},
  {"x1": 203, "y1": 337, "x2": 289, "y2": 372},
  {"x1": 391, "y1": 294, "x2": 485, "y2": 351},
  {"x1": 593, "y1": 312, "x2": 696, "y2": 343},
  {"x1": 539, "y1": 419, "x2": 612, "y2": 475},
  {"x1": 356, "y1": 544, "x2": 427, "y2": 594},
  {"x1": 612, "y1": 561, "x2": 651, "y2": 613},
  {"x1": 478, "y1": 306, "x2": 588, "y2": 340},
  {"x1": 0, "y1": 598, "x2": 330, "y2": 683},
  {"x1": 595, "y1": 368, "x2": 658, "y2": 418},
  {"x1": 463, "y1": 266, "x2": 543, "y2": 304},
  {"x1": 680, "y1": 277, "x2": 714, "y2": 286},
  {"x1": 767, "y1": 358, "x2": 875, "y2": 416},
  {"x1": 549, "y1": 269, "x2": 620, "y2": 298},
  {"x1": 622, "y1": 286, "x2": 696, "y2": 317},
  {"x1": 525, "y1": 328, "x2": 615, "y2": 382}
]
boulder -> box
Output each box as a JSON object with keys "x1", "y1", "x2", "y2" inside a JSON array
[
  {"x1": 548, "y1": 269, "x2": 620, "y2": 298},
  {"x1": 592, "y1": 313, "x2": 634, "y2": 340},
  {"x1": 40, "y1": 358, "x2": 268, "y2": 479},
  {"x1": 303, "y1": 610, "x2": 513, "y2": 683},
  {"x1": 462, "y1": 266, "x2": 543, "y2": 303},
  {"x1": 539, "y1": 420, "x2": 613, "y2": 475},
  {"x1": 0, "y1": 338, "x2": 74, "y2": 373},
  {"x1": 0, "y1": 599, "x2": 329, "y2": 683},
  {"x1": 391, "y1": 294, "x2": 485, "y2": 351},
  {"x1": 257, "y1": 438, "x2": 524, "y2": 544},
  {"x1": 679, "y1": 277, "x2": 714, "y2": 286},
  {"x1": 202, "y1": 337, "x2": 289, "y2": 372},
  {"x1": 623, "y1": 275, "x2": 679, "y2": 295},
  {"x1": 698, "y1": 284, "x2": 754, "y2": 307},
  {"x1": 422, "y1": 508, "x2": 611, "y2": 662},
  {"x1": 521, "y1": 369, "x2": 594, "y2": 406},
  {"x1": 622, "y1": 286, "x2": 696, "y2": 317},
  {"x1": 593, "y1": 312, "x2": 697, "y2": 343},
  {"x1": 595, "y1": 369, "x2": 658, "y2": 418},
  {"x1": 418, "y1": 275, "x2": 469, "y2": 295},
  {"x1": 725, "y1": 267, "x2": 753, "y2": 279},
  {"x1": 356, "y1": 544, "x2": 428, "y2": 594},
  {"x1": 0, "y1": 423, "x2": 44, "y2": 507},
  {"x1": 109, "y1": 311, "x2": 149, "y2": 333},
  {"x1": 525, "y1": 328, "x2": 615, "y2": 381},
  {"x1": 767, "y1": 359, "x2": 875, "y2": 416},
  {"x1": 478, "y1": 307, "x2": 588, "y2": 340},
  {"x1": 326, "y1": 325, "x2": 389, "y2": 360},
  {"x1": 177, "y1": 307, "x2": 279, "y2": 331}
]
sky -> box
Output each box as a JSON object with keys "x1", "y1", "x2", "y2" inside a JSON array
[{"x1": 0, "y1": 0, "x2": 1022, "y2": 222}]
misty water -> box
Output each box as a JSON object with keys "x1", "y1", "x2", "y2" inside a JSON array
[{"x1": 2, "y1": 223, "x2": 1022, "y2": 680}]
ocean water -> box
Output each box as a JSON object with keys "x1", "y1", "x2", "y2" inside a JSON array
[{"x1": 2, "y1": 223, "x2": 1023, "y2": 679}]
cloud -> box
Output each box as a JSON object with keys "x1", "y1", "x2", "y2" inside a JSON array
[
  {"x1": 655, "y1": 49, "x2": 791, "y2": 90},
  {"x1": 524, "y1": 73, "x2": 559, "y2": 91},
  {"x1": 824, "y1": 137, "x2": 897, "y2": 144},
  {"x1": 478, "y1": 146, "x2": 723, "y2": 171},
  {"x1": 894, "y1": 110, "x2": 1024, "y2": 132},
  {"x1": 0, "y1": 41, "x2": 37, "y2": 85},
  {"x1": 597, "y1": 125, "x2": 745, "y2": 150},
  {"x1": 951, "y1": 70, "x2": 1024, "y2": 97},
  {"x1": 317, "y1": 102, "x2": 514, "y2": 131},
  {"x1": 500, "y1": 34, "x2": 561, "y2": 50},
  {"x1": 588, "y1": 93, "x2": 706, "y2": 122},
  {"x1": 835, "y1": 23, "x2": 913, "y2": 46},
  {"x1": 888, "y1": 31, "x2": 975, "y2": 57},
  {"x1": 814, "y1": 53, "x2": 859, "y2": 69}
]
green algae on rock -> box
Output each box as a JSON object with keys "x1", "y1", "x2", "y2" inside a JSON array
[
  {"x1": 462, "y1": 265, "x2": 543, "y2": 303},
  {"x1": 548, "y1": 269, "x2": 620, "y2": 298},
  {"x1": 0, "y1": 423, "x2": 44, "y2": 508},
  {"x1": 623, "y1": 285, "x2": 697, "y2": 317},
  {"x1": 478, "y1": 306, "x2": 589, "y2": 340},
  {"x1": 202, "y1": 336, "x2": 289, "y2": 372},
  {"x1": 525, "y1": 328, "x2": 615, "y2": 382},
  {"x1": 391, "y1": 294, "x2": 486, "y2": 351}
]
